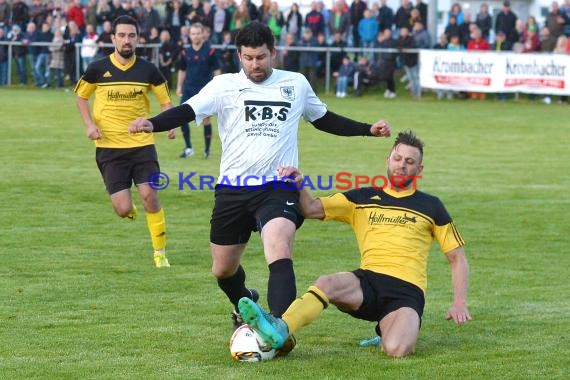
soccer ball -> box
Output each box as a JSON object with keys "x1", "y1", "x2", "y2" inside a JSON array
[{"x1": 229, "y1": 324, "x2": 276, "y2": 362}]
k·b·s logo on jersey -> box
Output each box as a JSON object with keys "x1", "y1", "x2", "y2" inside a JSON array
[{"x1": 244, "y1": 100, "x2": 291, "y2": 122}]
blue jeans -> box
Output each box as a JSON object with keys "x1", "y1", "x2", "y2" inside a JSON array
[
  {"x1": 14, "y1": 56, "x2": 27, "y2": 84},
  {"x1": 361, "y1": 41, "x2": 375, "y2": 59},
  {"x1": 0, "y1": 61, "x2": 7, "y2": 85},
  {"x1": 34, "y1": 53, "x2": 50, "y2": 86},
  {"x1": 404, "y1": 65, "x2": 420, "y2": 97},
  {"x1": 48, "y1": 67, "x2": 64, "y2": 87},
  {"x1": 82, "y1": 57, "x2": 94, "y2": 73},
  {"x1": 336, "y1": 76, "x2": 349, "y2": 94}
]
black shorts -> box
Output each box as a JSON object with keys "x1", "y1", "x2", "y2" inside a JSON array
[
  {"x1": 95, "y1": 145, "x2": 159, "y2": 195},
  {"x1": 210, "y1": 182, "x2": 304, "y2": 245},
  {"x1": 346, "y1": 269, "x2": 425, "y2": 326}
]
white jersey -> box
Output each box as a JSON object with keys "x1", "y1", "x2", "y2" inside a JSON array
[{"x1": 186, "y1": 69, "x2": 327, "y2": 186}]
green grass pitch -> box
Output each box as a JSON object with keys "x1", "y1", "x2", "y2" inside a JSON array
[{"x1": 1, "y1": 87, "x2": 569, "y2": 379}]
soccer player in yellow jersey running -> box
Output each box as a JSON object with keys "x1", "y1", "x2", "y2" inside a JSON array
[
  {"x1": 74, "y1": 15, "x2": 174, "y2": 268},
  {"x1": 239, "y1": 130, "x2": 472, "y2": 357}
]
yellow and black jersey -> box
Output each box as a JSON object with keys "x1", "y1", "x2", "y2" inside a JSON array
[
  {"x1": 74, "y1": 54, "x2": 171, "y2": 148},
  {"x1": 320, "y1": 186, "x2": 465, "y2": 294}
]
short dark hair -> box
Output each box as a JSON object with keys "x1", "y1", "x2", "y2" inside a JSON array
[
  {"x1": 234, "y1": 21, "x2": 275, "y2": 52},
  {"x1": 391, "y1": 130, "x2": 424, "y2": 160},
  {"x1": 112, "y1": 15, "x2": 139, "y2": 35}
]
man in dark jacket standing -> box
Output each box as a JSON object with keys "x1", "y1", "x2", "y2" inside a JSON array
[
  {"x1": 495, "y1": 1, "x2": 518, "y2": 45},
  {"x1": 350, "y1": 0, "x2": 367, "y2": 49},
  {"x1": 398, "y1": 27, "x2": 420, "y2": 98}
]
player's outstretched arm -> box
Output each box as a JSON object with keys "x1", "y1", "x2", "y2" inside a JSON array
[
  {"x1": 445, "y1": 246, "x2": 472, "y2": 325},
  {"x1": 128, "y1": 104, "x2": 197, "y2": 134},
  {"x1": 310, "y1": 111, "x2": 391, "y2": 137},
  {"x1": 278, "y1": 166, "x2": 325, "y2": 219}
]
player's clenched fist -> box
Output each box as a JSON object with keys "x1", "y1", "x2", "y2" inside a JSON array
[
  {"x1": 370, "y1": 120, "x2": 391, "y2": 137},
  {"x1": 86, "y1": 124, "x2": 102, "y2": 140},
  {"x1": 128, "y1": 118, "x2": 154, "y2": 134}
]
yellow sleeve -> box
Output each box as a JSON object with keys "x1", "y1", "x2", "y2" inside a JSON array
[
  {"x1": 435, "y1": 222, "x2": 465, "y2": 254},
  {"x1": 73, "y1": 77, "x2": 97, "y2": 99},
  {"x1": 151, "y1": 82, "x2": 172, "y2": 106},
  {"x1": 320, "y1": 193, "x2": 355, "y2": 225}
]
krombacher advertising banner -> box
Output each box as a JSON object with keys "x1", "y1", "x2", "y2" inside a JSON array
[{"x1": 420, "y1": 50, "x2": 570, "y2": 95}]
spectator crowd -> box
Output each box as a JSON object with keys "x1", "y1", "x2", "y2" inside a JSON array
[{"x1": 0, "y1": 0, "x2": 569, "y2": 102}]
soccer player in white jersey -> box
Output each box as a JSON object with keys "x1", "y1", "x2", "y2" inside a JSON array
[{"x1": 129, "y1": 21, "x2": 392, "y2": 353}]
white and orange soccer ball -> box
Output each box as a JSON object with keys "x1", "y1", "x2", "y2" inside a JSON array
[{"x1": 229, "y1": 324, "x2": 276, "y2": 362}]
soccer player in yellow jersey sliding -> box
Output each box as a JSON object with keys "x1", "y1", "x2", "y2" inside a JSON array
[
  {"x1": 75, "y1": 15, "x2": 174, "y2": 267},
  {"x1": 239, "y1": 130, "x2": 472, "y2": 357}
]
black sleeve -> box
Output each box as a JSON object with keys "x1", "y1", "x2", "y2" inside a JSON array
[
  {"x1": 310, "y1": 110, "x2": 373, "y2": 136},
  {"x1": 148, "y1": 104, "x2": 196, "y2": 132}
]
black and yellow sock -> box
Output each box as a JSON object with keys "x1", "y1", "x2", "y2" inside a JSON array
[
  {"x1": 146, "y1": 208, "x2": 166, "y2": 252},
  {"x1": 282, "y1": 285, "x2": 329, "y2": 335}
]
